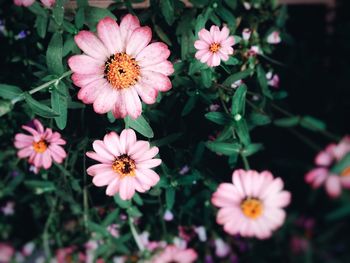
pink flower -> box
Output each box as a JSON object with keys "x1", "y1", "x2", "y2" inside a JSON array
[
  {"x1": 0, "y1": 243, "x2": 14, "y2": 263},
  {"x1": 13, "y1": 0, "x2": 35, "y2": 7},
  {"x1": 266, "y1": 71, "x2": 280, "y2": 88},
  {"x1": 163, "y1": 210, "x2": 174, "y2": 221},
  {"x1": 14, "y1": 119, "x2": 67, "y2": 170},
  {"x1": 242, "y1": 28, "x2": 251, "y2": 41},
  {"x1": 40, "y1": 0, "x2": 55, "y2": 7},
  {"x1": 267, "y1": 31, "x2": 281, "y2": 44},
  {"x1": 1, "y1": 201, "x2": 15, "y2": 216},
  {"x1": 151, "y1": 245, "x2": 198, "y2": 263},
  {"x1": 56, "y1": 247, "x2": 76, "y2": 263},
  {"x1": 214, "y1": 238, "x2": 230, "y2": 258},
  {"x1": 68, "y1": 15, "x2": 173, "y2": 119},
  {"x1": 194, "y1": 25, "x2": 235, "y2": 67},
  {"x1": 86, "y1": 129, "x2": 161, "y2": 200},
  {"x1": 212, "y1": 169, "x2": 291, "y2": 239},
  {"x1": 305, "y1": 136, "x2": 350, "y2": 198}
]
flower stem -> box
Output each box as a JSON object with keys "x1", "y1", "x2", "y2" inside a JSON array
[
  {"x1": 43, "y1": 197, "x2": 57, "y2": 259},
  {"x1": 11, "y1": 70, "x2": 72, "y2": 105},
  {"x1": 128, "y1": 216, "x2": 145, "y2": 252},
  {"x1": 241, "y1": 154, "x2": 250, "y2": 170}
]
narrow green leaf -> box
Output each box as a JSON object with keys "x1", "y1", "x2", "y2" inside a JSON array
[
  {"x1": 0, "y1": 100, "x2": 13, "y2": 117},
  {"x1": 274, "y1": 116, "x2": 300, "y2": 127},
  {"x1": 182, "y1": 95, "x2": 198, "y2": 116},
  {"x1": 0, "y1": 84, "x2": 23, "y2": 100},
  {"x1": 215, "y1": 6, "x2": 236, "y2": 28},
  {"x1": 24, "y1": 93, "x2": 59, "y2": 118},
  {"x1": 127, "y1": 206, "x2": 142, "y2": 218},
  {"x1": 160, "y1": 0, "x2": 175, "y2": 25},
  {"x1": 225, "y1": 56, "x2": 239, "y2": 65},
  {"x1": 51, "y1": 82, "x2": 68, "y2": 129},
  {"x1": 326, "y1": 203, "x2": 350, "y2": 221},
  {"x1": 75, "y1": 8, "x2": 85, "y2": 29},
  {"x1": 166, "y1": 188, "x2": 175, "y2": 210},
  {"x1": 206, "y1": 141, "x2": 241, "y2": 155},
  {"x1": 125, "y1": 115, "x2": 154, "y2": 138},
  {"x1": 113, "y1": 194, "x2": 131, "y2": 209},
  {"x1": 52, "y1": 0, "x2": 64, "y2": 26},
  {"x1": 151, "y1": 133, "x2": 183, "y2": 147},
  {"x1": 46, "y1": 32, "x2": 64, "y2": 75},
  {"x1": 154, "y1": 25, "x2": 172, "y2": 46},
  {"x1": 205, "y1": 112, "x2": 232, "y2": 125},
  {"x1": 223, "y1": 68, "x2": 253, "y2": 87},
  {"x1": 250, "y1": 113, "x2": 271, "y2": 126},
  {"x1": 235, "y1": 119, "x2": 251, "y2": 146},
  {"x1": 300, "y1": 116, "x2": 326, "y2": 131},
  {"x1": 257, "y1": 65, "x2": 273, "y2": 99},
  {"x1": 242, "y1": 143, "x2": 264, "y2": 156},
  {"x1": 35, "y1": 15, "x2": 48, "y2": 38},
  {"x1": 201, "y1": 68, "x2": 212, "y2": 88},
  {"x1": 331, "y1": 153, "x2": 350, "y2": 174},
  {"x1": 231, "y1": 85, "x2": 247, "y2": 115}
]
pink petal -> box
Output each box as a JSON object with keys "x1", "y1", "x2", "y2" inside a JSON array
[
  {"x1": 136, "y1": 158, "x2": 162, "y2": 169},
  {"x1": 232, "y1": 169, "x2": 246, "y2": 196},
  {"x1": 92, "y1": 171, "x2": 116, "y2": 187},
  {"x1": 33, "y1": 153, "x2": 43, "y2": 168},
  {"x1": 126, "y1": 26, "x2": 152, "y2": 57},
  {"x1": 133, "y1": 146, "x2": 159, "y2": 162},
  {"x1": 211, "y1": 183, "x2": 241, "y2": 208},
  {"x1": 86, "y1": 163, "x2": 113, "y2": 176},
  {"x1": 92, "y1": 140, "x2": 115, "y2": 161},
  {"x1": 119, "y1": 129, "x2": 137, "y2": 153},
  {"x1": 68, "y1": 55, "x2": 104, "y2": 75},
  {"x1": 136, "y1": 42, "x2": 170, "y2": 67},
  {"x1": 86, "y1": 151, "x2": 112, "y2": 164},
  {"x1": 97, "y1": 17, "x2": 123, "y2": 54},
  {"x1": 134, "y1": 83, "x2": 158, "y2": 104},
  {"x1": 71, "y1": 73, "x2": 104, "y2": 88},
  {"x1": 128, "y1": 141, "x2": 150, "y2": 157},
  {"x1": 142, "y1": 61, "x2": 174, "y2": 76},
  {"x1": 14, "y1": 134, "x2": 33, "y2": 148},
  {"x1": 124, "y1": 87, "x2": 142, "y2": 119},
  {"x1": 325, "y1": 175, "x2": 342, "y2": 198},
  {"x1": 260, "y1": 177, "x2": 284, "y2": 200},
  {"x1": 40, "y1": 0, "x2": 55, "y2": 8},
  {"x1": 198, "y1": 28, "x2": 213, "y2": 44},
  {"x1": 135, "y1": 169, "x2": 160, "y2": 187},
  {"x1": 112, "y1": 91, "x2": 128, "y2": 119},
  {"x1": 140, "y1": 71, "x2": 172, "y2": 92},
  {"x1": 106, "y1": 178, "x2": 121, "y2": 196},
  {"x1": 48, "y1": 145, "x2": 66, "y2": 163},
  {"x1": 119, "y1": 177, "x2": 136, "y2": 200},
  {"x1": 221, "y1": 36, "x2": 235, "y2": 47},
  {"x1": 17, "y1": 147, "x2": 33, "y2": 158},
  {"x1": 41, "y1": 152, "x2": 52, "y2": 169},
  {"x1": 219, "y1": 26, "x2": 230, "y2": 42},
  {"x1": 33, "y1": 119, "x2": 44, "y2": 133},
  {"x1": 208, "y1": 53, "x2": 221, "y2": 67},
  {"x1": 209, "y1": 25, "x2": 221, "y2": 43},
  {"x1": 92, "y1": 84, "x2": 118, "y2": 114},
  {"x1": 194, "y1": 40, "x2": 209, "y2": 50},
  {"x1": 119, "y1": 14, "x2": 141, "y2": 44},
  {"x1": 21, "y1": 125, "x2": 40, "y2": 137},
  {"x1": 77, "y1": 78, "x2": 110, "y2": 104},
  {"x1": 315, "y1": 150, "x2": 334, "y2": 166},
  {"x1": 103, "y1": 132, "x2": 122, "y2": 157},
  {"x1": 305, "y1": 168, "x2": 328, "y2": 188},
  {"x1": 74, "y1": 31, "x2": 109, "y2": 61}
]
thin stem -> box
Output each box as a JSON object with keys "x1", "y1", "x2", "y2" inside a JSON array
[
  {"x1": 288, "y1": 128, "x2": 322, "y2": 151},
  {"x1": 43, "y1": 197, "x2": 57, "y2": 260},
  {"x1": 83, "y1": 149, "x2": 89, "y2": 233},
  {"x1": 128, "y1": 217, "x2": 145, "y2": 252},
  {"x1": 11, "y1": 70, "x2": 72, "y2": 105},
  {"x1": 240, "y1": 154, "x2": 250, "y2": 170}
]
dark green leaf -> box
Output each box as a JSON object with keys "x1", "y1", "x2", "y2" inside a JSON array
[
  {"x1": 250, "y1": 112, "x2": 271, "y2": 126},
  {"x1": 205, "y1": 112, "x2": 232, "y2": 125},
  {"x1": 331, "y1": 153, "x2": 350, "y2": 174},
  {"x1": 300, "y1": 116, "x2": 326, "y2": 131},
  {"x1": 215, "y1": 6, "x2": 236, "y2": 28},
  {"x1": 242, "y1": 143, "x2": 264, "y2": 156},
  {"x1": 151, "y1": 133, "x2": 182, "y2": 147},
  {"x1": 201, "y1": 68, "x2": 212, "y2": 88},
  {"x1": 84, "y1": 7, "x2": 116, "y2": 29},
  {"x1": 206, "y1": 141, "x2": 241, "y2": 155},
  {"x1": 125, "y1": 115, "x2": 154, "y2": 138},
  {"x1": 235, "y1": 119, "x2": 251, "y2": 146},
  {"x1": 51, "y1": 82, "x2": 68, "y2": 129},
  {"x1": 154, "y1": 25, "x2": 172, "y2": 46},
  {"x1": 35, "y1": 15, "x2": 48, "y2": 38},
  {"x1": 223, "y1": 68, "x2": 253, "y2": 87},
  {"x1": 52, "y1": 0, "x2": 64, "y2": 26},
  {"x1": 274, "y1": 116, "x2": 300, "y2": 127},
  {"x1": 225, "y1": 56, "x2": 239, "y2": 65},
  {"x1": 75, "y1": 8, "x2": 85, "y2": 29},
  {"x1": 166, "y1": 188, "x2": 175, "y2": 210},
  {"x1": 24, "y1": 93, "x2": 59, "y2": 118},
  {"x1": 127, "y1": 206, "x2": 142, "y2": 218},
  {"x1": 24, "y1": 180, "x2": 55, "y2": 194},
  {"x1": 46, "y1": 32, "x2": 64, "y2": 75},
  {"x1": 257, "y1": 65, "x2": 273, "y2": 99},
  {"x1": 231, "y1": 85, "x2": 247, "y2": 115},
  {"x1": 0, "y1": 84, "x2": 23, "y2": 100},
  {"x1": 113, "y1": 194, "x2": 131, "y2": 209},
  {"x1": 0, "y1": 100, "x2": 13, "y2": 117},
  {"x1": 182, "y1": 95, "x2": 198, "y2": 116}
]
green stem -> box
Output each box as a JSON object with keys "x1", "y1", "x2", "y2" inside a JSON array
[
  {"x1": 11, "y1": 70, "x2": 72, "y2": 105},
  {"x1": 128, "y1": 217, "x2": 145, "y2": 252},
  {"x1": 240, "y1": 154, "x2": 250, "y2": 170},
  {"x1": 43, "y1": 198, "x2": 57, "y2": 260}
]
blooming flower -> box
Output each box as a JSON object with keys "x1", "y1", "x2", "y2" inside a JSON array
[
  {"x1": 86, "y1": 129, "x2": 161, "y2": 200},
  {"x1": 242, "y1": 28, "x2": 251, "y2": 41},
  {"x1": 151, "y1": 245, "x2": 198, "y2": 263},
  {"x1": 212, "y1": 169, "x2": 291, "y2": 239},
  {"x1": 1, "y1": 201, "x2": 15, "y2": 216},
  {"x1": 305, "y1": 136, "x2": 350, "y2": 198},
  {"x1": 68, "y1": 15, "x2": 173, "y2": 119},
  {"x1": 194, "y1": 25, "x2": 235, "y2": 67},
  {"x1": 267, "y1": 31, "x2": 281, "y2": 44},
  {"x1": 14, "y1": 119, "x2": 67, "y2": 170},
  {"x1": 194, "y1": 226, "x2": 207, "y2": 242},
  {"x1": 0, "y1": 243, "x2": 14, "y2": 263},
  {"x1": 266, "y1": 71, "x2": 280, "y2": 88},
  {"x1": 163, "y1": 210, "x2": 174, "y2": 221},
  {"x1": 40, "y1": 0, "x2": 55, "y2": 7},
  {"x1": 13, "y1": 0, "x2": 35, "y2": 7},
  {"x1": 214, "y1": 238, "x2": 230, "y2": 258}
]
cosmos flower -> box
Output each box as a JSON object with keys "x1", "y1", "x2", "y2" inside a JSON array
[
  {"x1": 151, "y1": 245, "x2": 198, "y2": 263},
  {"x1": 267, "y1": 31, "x2": 281, "y2": 44},
  {"x1": 86, "y1": 129, "x2": 161, "y2": 200},
  {"x1": 194, "y1": 25, "x2": 235, "y2": 67},
  {"x1": 14, "y1": 119, "x2": 67, "y2": 170},
  {"x1": 68, "y1": 15, "x2": 173, "y2": 119},
  {"x1": 13, "y1": 0, "x2": 55, "y2": 7},
  {"x1": 212, "y1": 169, "x2": 291, "y2": 239},
  {"x1": 305, "y1": 136, "x2": 350, "y2": 198}
]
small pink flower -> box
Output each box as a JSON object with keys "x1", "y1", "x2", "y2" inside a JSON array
[
  {"x1": 212, "y1": 169, "x2": 291, "y2": 239},
  {"x1": 194, "y1": 226, "x2": 207, "y2": 242},
  {"x1": 266, "y1": 71, "x2": 280, "y2": 88},
  {"x1": 107, "y1": 224, "x2": 119, "y2": 237},
  {"x1": 13, "y1": 0, "x2": 35, "y2": 7},
  {"x1": 86, "y1": 129, "x2": 161, "y2": 200},
  {"x1": 69, "y1": 15, "x2": 173, "y2": 119},
  {"x1": 0, "y1": 243, "x2": 14, "y2": 263},
  {"x1": 248, "y1": 45, "x2": 262, "y2": 56},
  {"x1": 14, "y1": 119, "x2": 67, "y2": 170},
  {"x1": 163, "y1": 210, "x2": 174, "y2": 221},
  {"x1": 267, "y1": 31, "x2": 281, "y2": 44},
  {"x1": 1, "y1": 202, "x2": 15, "y2": 216},
  {"x1": 194, "y1": 25, "x2": 235, "y2": 67},
  {"x1": 305, "y1": 136, "x2": 350, "y2": 198},
  {"x1": 214, "y1": 238, "x2": 230, "y2": 258},
  {"x1": 242, "y1": 28, "x2": 251, "y2": 41},
  {"x1": 56, "y1": 247, "x2": 76, "y2": 263},
  {"x1": 209, "y1": 104, "x2": 220, "y2": 112},
  {"x1": 40, "y1": 0, "x2": 55, "y2": 7},
  {"x1": 151, "y1": 245, "x2": 198, "y2": 263},
  {"x1": 231, "y1": 79, "x2": 243, "y2": 89}
]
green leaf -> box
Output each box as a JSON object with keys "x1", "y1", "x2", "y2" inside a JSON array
[
  {"x1": 0, "y1": 100, "x2": 13, "y2": 117},
  {"x1": 257, "y1": 65, "x2": 273, "y2": 99},
  {"x1": 223, "y1": 68, "x2": 253, "y2": 87},
  {"x1": 326, "y1": 203, "x2": 350, "y2": 221},
  {"x1": 235, "y1": 119, "x2": 251, "y2": 146},
  {"x1": 274, "y1": 116, "x2": 300, "y2": 127},
  {"x1": 231, "y1": 85, "x2": 247, "y2": 115},
  {"x1": 242, "y1": 143, "x2": 264, "y2": 156},
  {"x1": 151, "y1": 133, "x2": 182, "y2": 147},
  {"x1": 176, "y1": 170, "x2": 202, "y2": 185},
  {"x1": 154, "y1": 25, "x2": 172, "y2": 46},
  {"x1": 24, "y1": 93, "x2": 59, "y2": 118},
  {"x1": 28, "y1": 2, "x2": 47, "y2": 16},
  {"x1": 35, "y1": 15, "x2": 48, "y2": 38},
  {"x1": 205, "y1": 112, "x2": 232, "y2": 125},
  {"x1": 75, "y1": 8, "x2": 85, "y2": 29},
  {"x1": 166, "y1": 188, "x2": 175, "y2": 210},
  {"x1": 51, "y1": 82, "x2": 68, "y2": 129},
  {"x1": 201, "y1": 68, "x2": 212, "y2": 88},
  {"x1": 206, "y1": 141, "x2": 241, "y2": 155},
  {"x1": 125, "y1": 115, "x2": 154, "y2": 138},
  {"x1": 84, "y1": 7, "x2": 116, "y2": 29},
  {"x1": 331, "y1": 153, "x2": 350, "y2": 174},
  {"x1": 300, "y1": 116, "x2": 326, "y2": 131},
  {"x1": 52, "y1": 0, "x2": 64, "y2": 26},
  {"x1": 24, "y1": 180, "x2": 55, "y2": 194},
  {"x1": 113, "y1": 194, "x2": 131, "y2": 209},
  {"x1": 189, "y1": 60, "x2": 207, "y2": 75},
  {"x1": 127, "y1": 206, "x2": 142, "y2": 218},
  {"x1": 225, "y1": 56, "x2": 239, "y2": 65},
  {"x1": 224, "y1": 0, "x2": 237, "y2": 10},
  {"x1": 46, "y1": 32, "x2": 64, "y2": 75},
  {"x1": 182, "y1": 95, "x2": 198, "y2": 116},
  {"x1": 215, "y1": 6, "x2": 236, "y2": 28},
  {"x1": 250, "y1": 113, "x2": 271, "y2": 126},
  {"x1": 0, "y1": 84, "x2": 23, "y2": 100}
]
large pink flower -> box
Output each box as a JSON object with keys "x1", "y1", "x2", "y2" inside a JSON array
[
  {"x1": 0, "y1": 243, "x2": 14, "y2": 263},
  {"x1": 151, "y1": 245, "x2": 198, "y2": 263},
  {"x1": 68, "y1": 15, "x2": 174, "y2": 119},
  {"x1": 14, "y1": 119, "x2": 67, "y2": 170},
  {"x1": 194, "y1": 25, "x2": 235, "y2": 67},
  {"x1": 305, "y1": 136, "x2": 350, "y2": 198},
  {"x1": 13, "y1": 0, "x2": 35, "y2": 7},
  {"x1": 86, "y1": 129, "x2": 161, "y2": 200},
  {"x1": 212, "y1": 169, "x2": 291, "y2": 239}
]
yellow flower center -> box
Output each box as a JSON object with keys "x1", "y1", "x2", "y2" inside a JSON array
[
  {"x1": 241, "y1": 198, "x2": 263, "y2": 219},
  {"x1": 32, "y1": 140, "x2": 47, "y2": 153},
  {"x1": 341, "y1": 167, "x2": 350, "y2": 177},
  {"x1": 209, "y1": 43, "x2": 221, "y2": 53},
  {"x1": 112, "y1": 154, "x2": 136, "y2": 177},
  {"x1": 105, "y1": 53, "x2": 140, "y2": 89}
]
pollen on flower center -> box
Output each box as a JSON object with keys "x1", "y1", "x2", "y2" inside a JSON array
[
  {"x1": 241, "y1": 198, "x2": 263, "y2": 219},
  {"x1": 104, "y1": 53, "x2": 140, "y2": 89},
  {"x1": 209, "y1": 43, "x2": 221, "y2": 53},
  {"x1": 341, "y1": 167, "x2": 350, "y2": 177},
  {"x1": 112, "y1": 154, "x2": 136, "y2": 177},
  {"x1": 32, "y1": 139, "x2": 48, "y2": 153}
]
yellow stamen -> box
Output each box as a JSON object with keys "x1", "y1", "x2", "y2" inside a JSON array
[
  {"x1": 209, "y1": 43, "x2": 221, "y2": 53},
  {"x1": 32, "y1": 140, "x2": 47, "y2": 153},
  {"x1": 241, "y1": 198, "x2": 263, "y2": 219},
  {"x1": 105, "y1": 53, "x2": 140, "y2": 89},
  {"x1": 112, "y1": 154, "x2": 136, "y2": 177},
  {"x1": 341, "y1": 167, "x2": 350, "y2": 177}
]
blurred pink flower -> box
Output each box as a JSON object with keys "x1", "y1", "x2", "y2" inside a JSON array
[
  {"x1": 14, "y1": 119, "x2": 67, "y2": 170},
  {"x1": 56, "y1": 247, "x2": 75, "y2": 263},
  {"x1": 107, "y1": 224, "x2": 120, "y2": 237},
  {"x1": 151, "y1": 245, "x2": 198, "y2": 263},
  {"x1": 86, "y1": 129, "x2": 161, "y2": 200},
  {"x1": 209, "y1": 104, "x2": 220, "y2": 112},
  {"x1": 0, "y1": 243, "x2": 14, "y2": 263},
  {"x1": 214, "y1": 238, "x2": 230, "y2": 258},
  {"x1": 305, "y1": 136, "x2": 350, "y2": 198},
  {"x1": 266, "y1": 71, "x2": 280, "y2": 88},
  {"x1": 212, "y1": 169, "x2": 291, "y2": 239},
  {"x1": 194, "y1": 25, "x2": 235, "y2": 67},
  {"x1": 13, "y1": 0, "x2": 35, "y2": 7},
  {"x1": 163, "y1": 210, "x2": 174, "y2": 221},
  {"x1": 267, "y1": 31, "x2": 281, "y2": 44},
  {"x1": 1, "y1": 201, "x2": 14, "y2": 216},
  {"x1": 68, "y1": 15, "x2": 173, "y2": 119},
  {"x1": 40, "y1": 0, "x2": 55, "y2": 7},
  {"x1": 290, "y1": 236, "x2": 309, "y2": 254},
  {"x1": 242, "y1": 28, "x2": 251, "y2": 41}
]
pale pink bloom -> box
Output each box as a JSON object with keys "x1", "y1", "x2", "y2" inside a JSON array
[
  {"x1": 231, "y1": 79, "x2": 243, "y2": 89},
  {"x1": 163, "y1": 210, "x2": 174, "y2": 221},
  {"x1": 1, "y1": 201, "x2": 14, "y2": 216},
  {"x1": 68, "y1": 15, "x2": 173, "y2": 119},
  {"x1": 140, "y1": 232, "x2": 166, "y2": 251},
  {"x1": 267, "y1": 31, "x2": 281, "y2": 44},
  {"x1": 212, "y1": 169, "x2": 291, "y2": 239},
  {"x1": 243, "y1": 2, "x2": 251, "y2": 10},
  {"x1": 107, "y1": 224, "x2": 119, "y2": 237},
  {"x1": 305, "y1": 136, "x2": 350, "y2": 198},
  {"x1": 56, "y1": 247, "x2": 75, "y2": 263},
  {"x1": 151, "y1": 245, "x2": 198, "y2": 263},
  {"x1": 266, "y1": 71, "x2": 280, "y2": 88},
  {"x1": 209, "y1": 104, "x2": 220, "y2": 112},
  {"x1": 0, "y1": 243, "x2": 14, "y2": 263},
  {"x1": 248, "y1": 45, "x2": 262, "y2": 56},
  {"x1": 22, "y1": 242, "x2": 35, "y2": 257},
  {"x1": 13, "y1": 0, "x2": 35, "y2": 7},
  {"x1": 194, "y1": 25, "x2": 235, "y2": 67},
  {"x1": 194, "y1": 226, "x2": 207, "y2": 242},
  {"x1": 179, "y1": 165, "x2": 190, "y2": 175},
  {"x1": 214, "y1": 238, "x2": 230, "y2": 258},
  {"x1": 86, "y1": 129, "x2": 161, "y2": 200},
  {"x1": 242, "y1": 28, "x2": 251, "y2": 41},
  {"x1": 14, "y1": 119, "x2": 67, "y2": 170},
  {"x1": 40, "y1": 0, "x2": 55, "y2": 7}
]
